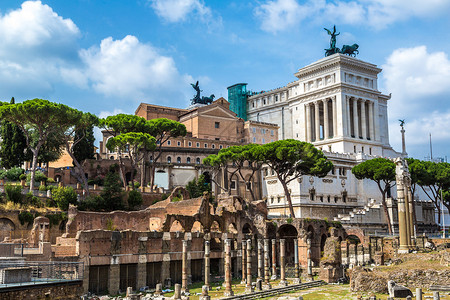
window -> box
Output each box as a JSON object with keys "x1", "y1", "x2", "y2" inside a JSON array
[
  {"x1": 196, "y1": 157, "x2": 201, "y2": 164},
  {"x1": 271, "y1": 130, "x2": 274, "y2": 136},
  {"x1": 215, "y1": 122, "x2": 220, "y2": 128},
  {"x1": 177, "y1": 141, "x2": 181, "y2": 146},
  {"x1": 264, "y1": 99, "x2": 266, "y2": 105},
  {"x1": 176, "y1": 157, "x2": 181, "y2": 163},
  {"x1": 261, "y1": 128, "x2": 266, "y2": 134},
  {"x1": 246, "y1": 182, "x2": 252, "y2": 191},
  {"x1": 124, "y1": 145, "x2": 130, "y2": 152},
  {"x1": 310, "y1": 190, "x2": 315, "y2": 201},
  {"x1": 253, "y1": 137, "x2": 256, "y2": 143},
  {"x1": 369, "y1": 147, "x2": 372, "y2": 155},
  {"x1": 252, "y1": 102, "x2": 255, "y2": 108},
  {"x1": 327, "y1": 196, "x2": 330, "y2": 203},
  {"x1": 277, "y1": 197, "x2": 281, "y2": 203},
  {"x1": 331, "y1": 168, "x2": 335, "y2": 175},
  {"x1": 342, "y1": 192, "x2": 347, "y2": 203},
  {"x1": 212, "y1": 144, "x2": 215, "y2": 149},
  {"x1": 334, "y1": 197, "x2": 338, "y2": 203},
  {"x1": 149, "y1": 156, "x2": 153, "y2": 162},
  {"x1": 204, "y1": 143, "x2": 208, "y2": 148},
  {"x1": 219, "y1": 145, "x2": 223, "y2": 149},
  {"x1": 230, "y1": 180, "x2": 236, "y2": 190},
  {"x1": 167, "y1": 156, "x2": 172, "y2": 163},
  {"x1": 296, "y1": 133, "x2": 299, "y2": 138},
  {"x1": 262, "y1": 138, "x2": 265, "y2": 144},
  {"x1": 187, "y1": 157, "x2": 191, "y2": 164},
  {"x1": 252, "y1": 128, "x2": 256, "y2": 133},
  {"x1": 362, "y1": 146, "x2": 364, "y2": 153},
  {"x1": 320, "y1": 196, "x2": 323, "y2": 202},
  {"x1": 296, "y1": 120, "x2": 298, "y2": 124},
  {"x1": 188, "y1": 141, "x2": 192, "y2": 147},
  {"x1": 354, "y1": 145, "x2": 356, "y2": 153},
  {"x1": 196, "y1": 142, "x2": 200, "y2": 147},
  {"x1": 167, "y1": 140, "x2": 171, "y2": 146},
  {"x1": 271, "y1": 197, "x2": 274, "y2": 204},
  {"x1": 215, "y1": 138, "x2": 220, "y2": 141},
  {"x1": 271, "y1": 169, "x2": 275, "y2": 175}
]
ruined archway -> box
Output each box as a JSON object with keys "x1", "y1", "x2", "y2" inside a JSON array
[
  {"x1": 0, "y1": 218, "x2": 15, "y2": 241},
  {"x1": 278, "y1": 224, "x2": 298, "y2": 264},
  {"x1": 169, "y1": 220, "x2": 185, "y2": 232},
  {"x1": 242, "y1": 223, "x2": 252, "y2": 235},
  {"x1": 320, "y1": 234, "x2": 327, "y2": 257},
  {"x1": 191, "y1": 221, "x2": 203, "y2": 233},
  {"x1": 227, "y1": 223, "x2": 238, "y2": 234},
  {"x1": 210, "y1": 221, "x2": 221, "y2": 233}
]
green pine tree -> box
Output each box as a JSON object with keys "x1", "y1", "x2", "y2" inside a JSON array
[
  {"x1": 73, "y1": 125, "x2": 95, "y2": 165},
  {"x1": 0, "y1": 97, "x2": 27, "y2": 169}
]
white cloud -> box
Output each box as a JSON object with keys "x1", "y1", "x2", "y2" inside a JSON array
[
  {"x1": 80, "y1": 35, "x2": 189, "y2": 100},
  {"x1": 0, "y1": 1, "x2": 81, "y2": 98},
  {"x1": 383, "y1": 46, "x2": 450, "y2": 156},
  {"x1": 150, "y1": 0, "x2": 217, "y2": 26},
  {"x1": 254, "y1": 0, "x2": 450, "y2": 33}
]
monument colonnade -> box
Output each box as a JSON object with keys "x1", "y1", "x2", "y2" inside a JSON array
[{"x1": 304, "y1": 96, "x2": 376, "y2": 142}]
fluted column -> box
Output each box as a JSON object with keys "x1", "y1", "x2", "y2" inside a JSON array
[
  {"x1": 204, "y1": 240, "x2": 210, "y2": 289},
  {"x1": 323, "y1": 99, "x2": 329, "y2": 139},
  {"x1": 182, "y1": 240, "x2": 188, "y2": 293},
  {"x1": 361, "y1": 99, "x2": 367, "y2": 140},
  {"x1": 263, "y1": 239, "x2": 271, "y2": 290},
  {"x1": 346, "y1": 96, "x2": 351, "y2": 137},
  {"x1": 271, "y1": 239, "x2": 277, "y2": 280},
  {"x1": 332, "y1": 96, "x2": 337, "y2": 138},
  {"x1": 279, "y1": 239, "x2": 288, "y2": 286},
  {"x1": 353, "y1": 98, "x2": 359, "y2": 138},
  {"x1": 314, "y1": 101, "x2": 320, "y2": 141},
  {"x1": 368, "y1": 101, "x2": 374, "y2": 140},
  {"x1": 245, "y1": 239, "x2": 253, "y2": 292},
  {"x1": 305, "y1": 104, "x2": 311, "y2": 142},
  {"x1": 257, "y1": 239, "x2": 263, "y2": 280},
  {"x1": 241, "y1": 241, "x2": 246, "y2": 284},
  {"x1": 224, "y1": 239, "x2": 234, "y2": 296},
  {"x1": 293, "y1": 239, "x2": 300, "y2": 284}
]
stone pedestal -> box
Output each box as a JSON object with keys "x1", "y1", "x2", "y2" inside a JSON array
[
  {"x1": 224, "y1": 239, "x2": 234, "y2": 296},
  {"x1": 174, "y1": 283, "x2": 182, "y2": 300},
  {"x1": 199, "y1": 285, "x2": 210, "y2": 300}
]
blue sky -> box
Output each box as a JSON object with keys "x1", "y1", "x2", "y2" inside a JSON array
[{"x1": 0, "y1": 0, "x2": 449, "y2": 160}]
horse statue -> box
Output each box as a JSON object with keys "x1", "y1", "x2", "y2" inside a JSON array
[
  {"x1": 325, "y1": 47, "x2": 340, "y2": 57},
  {"x1": 341, "y1": 44, "x2": 359, "y2": 57},
  {"x1": 201, "y1": 94, "x2": 215, "y2": 105},
  {"x1": 190, "y1": 81, "x2": 202, "y2": 104}
]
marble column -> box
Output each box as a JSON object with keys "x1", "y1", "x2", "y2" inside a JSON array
[
  {"x1": 332, "y1": 96, "x2": 337, "y2": 138},
  {"x1": 305, "y1": 104, "x2": 311, "y2": 142},
  {"x1": 323, "y1": 99, "x2": 329, "y2": 140},
  {"x1": 182, "y1": 240, "x2": 189, "y2": 293},
  {"x1": 279, "y1": 239, "x2": 288, "y2": 286},
  {"x1": 314, "y1": 101, "x2": 320, "y2": 141},
  {"x1": 307, "y1": 238, "x2": 313, "y2": 281},
  {"x1": 271, "y1": 239, "x2": 277, "y2": 280},
  {"x1": 204, "y1": 240, "x2": 210, "y2": 289},
  {"x1": 404, "y1": 187, "x2": 412, "y2": 249},
  {"x1": 368, "y1": 101, "x2": 374, "y2": 140},
  {"x1": 361, "y1": 99, "x2": 367, "y2": 140},
  {"x1": 257, "y1": 239, "x2": 263, "y2": 280},
  {"x1": 407, "y1": 188, "x2": 416, "y2": 247},
  {"x1": 293, "y1": 239, "x2": 300, "y2": 284},
  {"x1": 245, "y1": 239, "x2": 254, "y2": 292},
  {"x1": 346, "y1": 96, "x2": 351, "y2": 137},
  {"x1": 397, "y1": 171, "x2": 409, "y2": 252},
  {"x1": 224, "y1": 239, "x2": 234, "y2": 296},
  {"x1": 353, "y1": 98, "x2": 359, "y2": 138},
  {"x1": 263, "y1": 239, "x2": 272, "y2": 290},
  {"x1": 241, "y1": 241, "x2": 247, "y2": 284}
]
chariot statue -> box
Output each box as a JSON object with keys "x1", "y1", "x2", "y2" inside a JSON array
[
  {"x1": 324, "y1": 25, "x2": 359, "y2": 57},
  {"x1": 190, "y1": 81, "x2": 215, "y2": 105}
]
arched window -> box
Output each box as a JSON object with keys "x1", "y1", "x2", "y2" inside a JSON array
[
  {"x1": 196, "y1": 157, "x2": 201, "y2": 164},
  {"x1": 149, "y1": 156, "x2": 153, "y2": 162},
  {"x1": 167, "y1": 156, "x2": 172, "y2": 163},
  {"x1": 186, "y1": 157, "x2": 191, "y2": 164},
  {"x1": 177, "y1": 157, "x2": 181, "y2": 163}
]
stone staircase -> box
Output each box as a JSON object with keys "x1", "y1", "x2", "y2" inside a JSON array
[{"x1": 334, "y1": 198, "x2": 385, "y2": 225}]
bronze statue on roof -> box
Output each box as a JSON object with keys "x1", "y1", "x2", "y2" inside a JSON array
[{"x1": 191, "y1": 81, "x2": 215, "y2": 105}]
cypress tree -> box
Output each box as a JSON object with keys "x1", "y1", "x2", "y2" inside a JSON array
[
  {"x1": 0, "y1": 97, "x2": 27, "y2": 168},
  {"x1": 73, "y1": 125, "x2": 95, "y2": 165}
]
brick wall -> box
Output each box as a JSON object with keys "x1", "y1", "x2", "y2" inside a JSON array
[{"x1": 0, "y1": 280, "x2": 82, "y2": 300}]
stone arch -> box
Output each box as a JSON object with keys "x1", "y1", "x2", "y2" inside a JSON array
[
  {"x1": 169, "y1": 220, "x2": 185, "y2": 232},
  {"x1": 210, "y1": 220, "x2": 221, "y2": 233},
  {"x1": 345, "y1": 228, "x2": 366, "y2": 247},
  {"x1": 278, "y1": 224, "x2": 298, "y2": 264},
  {"x1": 55, "y1": 175, "x2": 62, "y2": 183},
  {"x1": 227, "y1": 223, "x2": 238, "y2": 234},
  {"x1": 0, "y1": 218, "x2": 15, "y2": 241},
  {"x1": 266, "y1": 222, "x2": 277, "y2": 239},
  {"x1": 306, "y1": 225, "x2": 315, "y2": 240},
  {"x1": 191, "y1": 221, "x2": 203, "y2": 233}
]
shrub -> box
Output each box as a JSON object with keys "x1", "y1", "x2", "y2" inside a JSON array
[
  {"x1": 127, "y1": 190, "x2": 142, "y2": 210},
  {"x1": 38, "y1": 185, "x2": 47, "y2": 192},
  {"x1": 0, "y1": 169, "x2": 6, "y2": 180},
  {"x1": 19, "y1": 174, "x2": 26, "y2": 181},
  {"x1": 186, "y1": 174, "x2": 211, "y2": 199},
  {"x1": 24, "y1": 192, "x2": 42, "y2": 208},
  {"x1": 4, "y1": 184, "x2": 23, "y2": 204},
  {"x1": 47, "y1": 178, "x2": 55, "y2": 184},
  {"x1": 27, "y1": 171, "x2": 47, "y2": 183},
  {"x1": 45, "y1": 212, "x2": 67, "y2": 227},
  {"x1": 18, "y1": 211, "x2": 34, "y2": 226},
  {"x1": 52, "y1": 186, "x2": 77, "y2": 211},
  {"x1": 78, "y1": 195, "x2": 104, "y2": 211},
  {"x1": 100, "y1": 171, "x2": 124, "y2": 211},
  {"x1": 5, "y1": 167, "x2": 24, "y2": 181}
]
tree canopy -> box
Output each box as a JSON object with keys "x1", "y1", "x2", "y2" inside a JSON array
[
  {"x1": 256, "y1": 139, "x2": 333, "y2": 217},
  {"x1": 352, "y1": 157, "x2": 396, "y2": 234}
]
